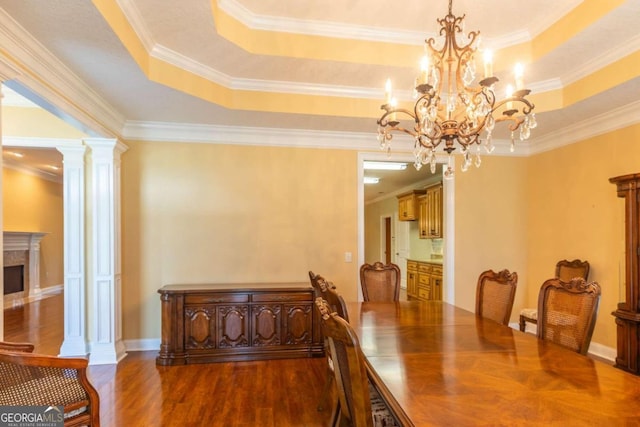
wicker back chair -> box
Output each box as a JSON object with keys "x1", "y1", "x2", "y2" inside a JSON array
[
  {"x1": 556, "y1": 259, "x2": 591, "y2": 282},
  {"x1": 315, "y1": 298, "x2": 398, "y2": 427},
  {"x1": 537, "y1": 278, "x2": 601, "y2": 355},
  {"x1": 359, "y1": 262, "x2": 401, "y2": 302},
  {"x1": 0, "y1": 342, "x2": 100, "y2": 426},
  {"x1": 519, "y1": 259, "x2": 590, "y2": 332},
  {"x1": 476, "y1": 269, "x2": 518, "y2": 326}
]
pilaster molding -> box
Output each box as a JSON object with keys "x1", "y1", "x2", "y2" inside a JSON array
[
  {"x1": 85, "y1": 138, "x2": 128, "y2": 364},
  {"x1": 57, "y1": 145, "x2": 89, "y2": 357}
]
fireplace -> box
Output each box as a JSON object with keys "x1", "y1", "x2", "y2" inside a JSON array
[
  {"x1": 3, "y1": 231, "x2": 47, "y2": 305},
  {"x1": 4, "y1": 265, "x2": 24, "y2": 295}
]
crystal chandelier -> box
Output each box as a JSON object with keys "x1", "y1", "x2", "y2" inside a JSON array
[{"x1": 377, "y1": 0, "x2": 537, "y2": 178}]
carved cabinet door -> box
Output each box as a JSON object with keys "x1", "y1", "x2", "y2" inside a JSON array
[
  {"x1": 184, "y1": 305, "x2": 216, "y2": 350},
  {"x1": 217, "y1": 305, "x2": 250, "y2": 348},
  {"x1": 252, "y1": 304, "x2": 282, "y2": 346},
  {"x1": 283, "y1": 304, "x2": 313, "y2": 345}
]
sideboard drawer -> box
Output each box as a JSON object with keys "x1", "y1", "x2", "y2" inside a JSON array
[
  {"x1": 252, "y1": 293, "x2": 310, "y2": 303},
  {"x1": 185, "y1": 293, "x2": 249, "y2": 304}
]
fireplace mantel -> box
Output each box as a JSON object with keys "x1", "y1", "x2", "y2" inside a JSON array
[
  {"x1": 3, "y1": 231, "x2": 48, "y2": 304},
  {"x1": 4, "y1": 232, "x2": 48, "y2": 251}
]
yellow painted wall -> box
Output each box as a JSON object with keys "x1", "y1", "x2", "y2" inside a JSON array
[
  {"x1": 2, "y1": 168, "x2": 64, "y2": 288},
  {"x1": 453, "y1": 156, "x2": 530, "y2": 319},
  {"x1": 2, "y1": 106, "x2": 87, "y2": 139},
  {"x1": 526, "y1": 123, "x2": 640, "y2": 348},
  {"x1": 120, "y1": 140, "x2": 359, "y2": 340}
]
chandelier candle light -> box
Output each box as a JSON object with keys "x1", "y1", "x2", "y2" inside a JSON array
[{"x1": 377, "y1": 0, "x2": 537, "y2": 178}]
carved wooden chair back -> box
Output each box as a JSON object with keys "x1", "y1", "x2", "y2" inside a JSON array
[
  {"x1": 555, "y1": 259, "x2": 590, "y2": 282},
  {"x1": 315, "y1": 298, "x2": 398, "y2": 427},
  {"x1": 476, "y1": 269, "x2": 518, "y2": 326},
  {"x1": 309, "y1": 271, "x2": 349, "y2": 321},
  {"x1": 308, "y1": 273, "x2": 350, "y2": 413},
  {"x1": 359, "y1": 262, "x2": 401, "y2": 302},
  {"x1": 537, "y1": 277, "x2": 601, "y2": 355}
]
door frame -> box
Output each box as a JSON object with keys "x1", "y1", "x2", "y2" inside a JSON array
[
  {"x1": 379, "y1": 215, "x2": 393, "y2": 264},
  {"x1": 358, "y1": 151, "x2": 455, "y2": 303}
]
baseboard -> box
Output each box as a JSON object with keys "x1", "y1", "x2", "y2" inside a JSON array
[
  {"x1": 3, "y1": 284, "x2": 63, "y2": 309},
  {"x1": 587, "y1": 341, "x2": 616, "y2": 363}
]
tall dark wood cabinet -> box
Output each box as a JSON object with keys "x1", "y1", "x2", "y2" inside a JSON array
[{"x1": 610, "y1": 173, "x2": 640, "y2": 375}]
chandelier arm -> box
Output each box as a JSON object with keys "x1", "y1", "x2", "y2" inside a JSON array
[
  {"x1": 377, "y1": 108, "x2": 418, "y2": 127},
  {"x1": 382, "y1": 125, "x2": 419, "y2": 139}
]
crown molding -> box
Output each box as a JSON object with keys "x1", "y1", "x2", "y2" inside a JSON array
[
  {"x1": 151, "y1": 44, "x2": 382, "y2": 99},
  {"x1": 0, "y1": 8, "x2": 125, "y2": 138},
  {"x1": 561, "y1": 33, "x2": 640, "y2": 86},
  {"x1": 122, "y1": 96, "x2": 640, "y2": 158},
  {"x1": 115, "y1": 0, "x2": 156, "y2": 51},
  {"x1": 122, "y1": 120, "x2": 380, "y2": 150},
  {"x1": 218, "y1": 0, "x2": 426, "y2": 45},
  {"x1": 529, "y1": 100, "x2": 640, "y2": 155}
]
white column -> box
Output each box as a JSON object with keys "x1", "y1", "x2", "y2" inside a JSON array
[
  {"x1": 27, "y1": 234, "x2": 44, "y2": 296},
  {"x1": 85, "y1": 138, "x2": 128, "y2": 364},
  {"x1": 57, "y1": 145, "x2": 88, "y2": 357}
]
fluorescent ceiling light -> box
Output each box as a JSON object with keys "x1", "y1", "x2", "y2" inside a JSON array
[
  {"x1": 363, "y1": 161, "x2": 407, "y2": 171},
  {"x1": 364, "y1": 177, "x2": 380, "y2": 184}
]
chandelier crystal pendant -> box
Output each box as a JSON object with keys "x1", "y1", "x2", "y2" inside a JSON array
[{"x1": 376, "y1": 0, "x2": 537, "y2": 178}]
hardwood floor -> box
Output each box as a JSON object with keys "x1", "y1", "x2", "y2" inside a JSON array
[{"x1": 3, "y1": 293, "x2": 333, "y2": 426}]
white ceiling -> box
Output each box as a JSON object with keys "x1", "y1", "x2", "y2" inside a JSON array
[{"x1": 0, "y1": 0, "x2": 639, "y2": 199}]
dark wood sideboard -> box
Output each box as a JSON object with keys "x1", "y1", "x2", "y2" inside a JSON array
[{"x1": 156, "y1": 283, "x2": 324, "y2": 365}]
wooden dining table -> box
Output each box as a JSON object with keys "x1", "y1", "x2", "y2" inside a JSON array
[{"x1": 345, "y1": 301, "x2": 640, "y2": 426}]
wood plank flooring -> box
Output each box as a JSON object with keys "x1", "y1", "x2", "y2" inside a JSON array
[{"x1": 3, "y1": 293, "x2": 333, "y2": 426}]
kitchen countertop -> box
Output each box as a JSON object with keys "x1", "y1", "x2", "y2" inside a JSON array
[{"x1": 408, "y1": 258, "x2": 443, "y2": 265}]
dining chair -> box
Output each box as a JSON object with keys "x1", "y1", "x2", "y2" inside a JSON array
[
  {"x1": 475, "y1": 269, "x2": 518, "y2": 326},
  {"x1": 308, "y1": 272, "x2": 350, "y2": 412},
  {"x1": 519, "y1": 259, "x2": 590, "y2": 332},
  {"x1": 315, "y1": 297, "x2": 399, "y2": 427},
  {"x1": 536, "y1": 277, "x2": 601, "y2": 355},
  {"x1": 359, "y1": 262, "x2": 401, "y2": 302}
]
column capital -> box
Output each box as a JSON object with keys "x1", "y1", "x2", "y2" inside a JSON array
[{"x1": 84, "y1": 137, "x2": 129, "y2": 155}]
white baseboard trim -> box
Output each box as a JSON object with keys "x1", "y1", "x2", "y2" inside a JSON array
[
  {"x1": 587, "y1": 341, "x2": 616, "y2": 363},
  {"x1": 124, "y1": 338, "x2": 161, "y2": 352},
  {"x1": 3, "y1": 284, "x2": 63, "y2": 309}
]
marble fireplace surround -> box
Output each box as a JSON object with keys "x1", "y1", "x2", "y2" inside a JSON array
[{"x1": 3, "y1": 231, "x2": 47, "y2": 304}]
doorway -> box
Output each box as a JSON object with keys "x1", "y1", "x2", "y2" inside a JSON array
[
  {"x1": 383, "y1": 216, "x2": 391, "y2": 264},
  {"x1": 358, "y1": 152, "x2": 455, "y2": 303}
]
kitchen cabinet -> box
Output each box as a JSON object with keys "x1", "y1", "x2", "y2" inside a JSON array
[
  {"x1": 397, "y1": 189, "x2": 426, "y2": 221},
  {"x1": 406, "y1": 260, "x2": 442, "y2": 301},
  {"x1": 419, "y1": 183, "x2": 443, "y2": 239},
  {"x1": 407, "y1": 260, "x2": 418, "y2": 298}
]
